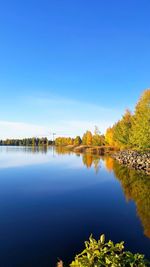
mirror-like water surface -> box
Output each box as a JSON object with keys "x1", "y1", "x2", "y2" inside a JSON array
[{"x1": 0, "y1": 146, "x2": 150, "y2": 266}]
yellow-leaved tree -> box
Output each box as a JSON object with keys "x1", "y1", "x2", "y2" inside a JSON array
[
  {"x1": 130, "y1": 89, "x2": 150, "y2": 149},
  {"x1": 82, "y1": 131, "x2": 93, "y2": 145}
]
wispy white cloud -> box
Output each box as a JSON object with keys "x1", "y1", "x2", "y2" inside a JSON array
[
  {"x1": 28, "y1": 94, "x2": 123, "y2": 123},
  {"x1": 31, "y1": 94, "x2": 120, "y2": 115},
  {"x1": 0, "y1": 94, "x2": 123, "y2": 139},
  {"x1": 0, "y1": 121, "x2": 50, "y2": 139},
  {"x1": 0, "y1": 118, "x2": 114, "y2": 139}
]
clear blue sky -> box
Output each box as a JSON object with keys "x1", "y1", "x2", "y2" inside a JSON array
[{"x1": 0, "y1": 0, "x2": 150, "y2": 138}]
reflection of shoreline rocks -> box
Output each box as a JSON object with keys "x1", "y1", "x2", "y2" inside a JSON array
[{"x1": 113, "y1": 151, "x2": 150, "y2": 175}]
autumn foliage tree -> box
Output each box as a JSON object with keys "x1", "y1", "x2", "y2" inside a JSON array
[
  {"x1": 130, "y1": 89, "x2": 150, "y2": 149},
  {"x1": 113, "y1": 109, "x2": 132, "y2": 148},
  {"x1": 55, "y1": 137, "x2": 74, "y2": 146},
  {"x1": 105, "y1": 126, "x2": 116, "y2": 146},
  {"x1": 105, "y1": 89, "x2": 150, "y2": 150},
  {"x1": 74, "y1": 136, "x2": 82, "y2": 146},
  {"x1": 82, "y1": 131, "x2": 93, "y2": 145},
  {"x1": 82, "y1": 127, "x2": 105, "y2": 146},
  {"x1": 92, "y1": 126, "x2": 105, "y2": 146}
]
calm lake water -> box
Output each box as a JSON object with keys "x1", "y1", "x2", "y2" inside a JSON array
[{"x1": 0, "y1": 146, "x2": 150, "y2": 266}]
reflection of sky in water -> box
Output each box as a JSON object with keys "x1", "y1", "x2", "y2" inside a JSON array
[
  {"x1": 0, "y1": 146, "x2": 81, "y2": 169},
  {"x1": 0, "y1": 146, "x2": 107, "y2": 174},
  {"x1": 0, "y1": 147, "x2": 115, "y2": 199}
]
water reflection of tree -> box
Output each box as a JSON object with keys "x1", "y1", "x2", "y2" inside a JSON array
[
  {"x1": 54, "y1": 147, "x2": 150, "y2": 238},
  {"x1": 30, "y1": 146, "x2": 48, "y2": 154},
  {"x1": 112, "y1": 161, "x2": 150, "y2": 239},
  {"x1": 3, "y1": 146, "x2": 48, "y2": 154},
  {"x1": 54, "y1": 148, "x2": 101, "y2": 173},
  {"x1": 104, "y1": 157, "x2": 114, "y2": 172},
  {"x1": 82, "y1": 153, "x2": 101, "y2": 173},
  {"x1": 55, "y1": 146, "x2": 73, "y2": 155}
]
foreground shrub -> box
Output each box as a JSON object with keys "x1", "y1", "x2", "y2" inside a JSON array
[{"x1": 70, "y1": 234, "x2": 150, "y2": 267}]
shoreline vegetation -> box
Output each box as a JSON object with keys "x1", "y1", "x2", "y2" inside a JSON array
[{"x1": 57, "y1": 234, "x2": 150, "y2": 267}]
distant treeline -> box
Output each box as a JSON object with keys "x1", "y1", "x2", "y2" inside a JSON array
[
  {"x1": 0, "y1": 137, "x2": 52, "y2": 146},
  {"x1": 55, "y1": 89, "x2": 150, "y2": 150}
]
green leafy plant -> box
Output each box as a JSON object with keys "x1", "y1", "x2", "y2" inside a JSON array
[{"x1": 70, "y1": 234, "x2": 150, "y2": 267}]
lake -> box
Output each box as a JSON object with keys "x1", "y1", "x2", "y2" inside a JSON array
[{"x1": 0, "y1": 146, "x2": 150, "y2": 266}]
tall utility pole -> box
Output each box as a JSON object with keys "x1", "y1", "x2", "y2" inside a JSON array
[
  {"x1": 52, "y1": 133, "x2": 56, "y2": 143},
  {"x1": 49, "y1": 132, "x2": 56, "y2": 143}
]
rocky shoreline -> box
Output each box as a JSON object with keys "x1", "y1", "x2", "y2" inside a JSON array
[{"x1": 113, "y1": 150, "x2": 150, "y2": 175}]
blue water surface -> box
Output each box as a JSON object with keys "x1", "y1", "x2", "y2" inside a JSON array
[{"x1": 0, "y1": 146, "x2": 149, "y2": 266}]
